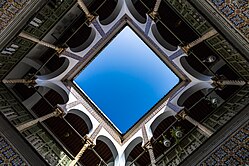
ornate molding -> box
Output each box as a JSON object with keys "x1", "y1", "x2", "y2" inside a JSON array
[
  {"x1": 207, "y1": 0, "x2": 249, "y2": 40},
  {"x1": 0, "y1": 0, "x2": 30, "y2": 33}
]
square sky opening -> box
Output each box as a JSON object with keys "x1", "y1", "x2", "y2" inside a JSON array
[{"x1": 74, "y1": 26, "x2": 179, "y2": 133}]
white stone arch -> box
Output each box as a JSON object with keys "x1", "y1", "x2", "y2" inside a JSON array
[
  {"x1": 22, "y1": 57, "x2": 48, "y2": 75},
  {"x1": 12, "y1": 58, "x2": 48, "y2": 103},
  {"x1": 206, "y1": 59, "x2": 226, "y2": 75},
  {"x1": 66, "y1": 103, "x2": 99, "y2": 137},
  {"x1": 36, "y1": 57, "x2": 70, "y2": 80},
  {"x1": 69, "y1": 27, "x2": 96, "y2": 53},
  {"x1": 67, "y1": 25, "x2": 102, "y2": 59},
  {"x1": 167, "y1": 80, "x2": 213, "y2": 114},
  {"x1": 67, "y1": 109, "x2": 93, "y2": 133},
  {"x1": 22, "y1": 86, "x2": 47, "y2": 109},
  {"x1": 96, "y1": 135, "x2": 118, "y2": 166},
  {"x1": 123, "y1": 136, "x2": 143, "y2": 165},
  {"x1": 125, "y1": 0, "x2": 146, "y2": 23},
  {"x1": 151, "y1": 24, "x2": 178, "y2": 51},
  {"x1": 143, "y1": 103, "x2": 168, "y2": 141},
  {"x1": 19, "y1": 57, "x2": 70, "y2": 107},
  {"x1": 146, "y1": 21, "x2": 179, "y2": 57},
  {"x1": 35, "y1": 80, "x2": 69, "y2": 104},
  {"x1": 201, "y1": 88, "x2": 224, "y2": 107},
  {"x1": 177, "y1": 82, "x2": 213, "y2": 106},
  {"x1": 150, "y1": 109, "x2": 176, "y2": 135},
  {"x1": 180, "y1": 56, "x2": 212, "y2": 81},
  {"x1": 99, "y1": 0, "x2": 123, "y2": 25}
]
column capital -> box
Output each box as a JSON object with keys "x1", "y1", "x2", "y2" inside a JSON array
[
  {"x1": 86, "y1": 14, "x2": 96, "y2": 24},
  {"x1": 211, "y1": 79, "x2": 224, "y2": 90},
  {"x1": 176, "y1": 109, "x2": 187, "y2": 120},
  {"x1": 211, "y1": 75, "x2": 227, "y2": 89},
  {"x1": 54, "y1": 107, "x2": 65, "y2": 118},
  {"x1": 56, "y1": 47, "x2": 66, "y2": 54},
  {"x1": 83, "y1": 136, "x2": 95, "y2": 148},
  {"x1": 148, "y1": 11, "x2": 159, "y2": 21},
  {"x1": 181, "y1": 45, "x2": 190, "y2": 53},
  {"x1": 77, "y1": 0, "x2": 96, "y2": 24},
  {"x1": 143, "y1": 141, "x2": 156, "y2": 166},
  {"x1": 143, "y1": 141, "x2": 153, "y2": 150}
]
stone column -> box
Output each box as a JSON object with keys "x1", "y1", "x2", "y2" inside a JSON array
[
  {"x1": 69, "y1": 137, "x2": 93, "y2": 166},
  {"x1": 77, "y1": 0, "x2": 95, "y2": 22},
  {"x1": 182, "y1": 29, "x2": 218, "y2": 53},
  {"x1": 16, "y1": 108, "x2": 64, "y2": 131},
  {"x1": 144, "y1": 142, "x2": 156, "y2": 166},
  {"x1": 178, "y1": 111, "x2": 213, "y2": 137},
  {"x1": 214, "y1": 80, "x2": 248, "y2": 86},
  {"x1": 2, "y1": 79, "x2": 36, "y2": 85},
  {"x1": 19, "y1": 32, "x2": 64, "y2": 53},
  {"x1": 149, "y1": 0, "x2": 162, "y2": 19}
]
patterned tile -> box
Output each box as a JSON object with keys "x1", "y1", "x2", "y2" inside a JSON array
[
  {"x1": 200, "y1": 122, "x2": 249, "y2": 165},
  {"x1": 209, "y1": 0, "x2": 249, "y2": 39},
  {"x1": 0, "y1": 134, "x2": 29, "y2": 165},
  {"x1": 203, "y1": 156, "x2": 217, "y2": 165},
  {"x1": 0, "y1": 138, "x2": 9, "y2": 150},
  {"x1": 221, "y1": 5, "x2": 234, "y2": 16},
  {"x1": 224, "y1": 139, "x2": 237, "y2": 150},
  {"x1": 231, "y1": 15, "x2": 244, "y2": 26},
  {"x1": 12, "y1": 156, "x2": 27, "y2": 166},
  {"x1": 0, "y1": 0, "x2": 30, "y2": 32},
  {"x1": 214, "y1": 148, "x2": 227, "y2": 159},
  {"x1": 236, "y1": 147, "x2": 249, "y2": 160},
  {"x1": 224, "y1": 156, "x2": 240, "y2": 165},
  {"x1": 3, "y1": 148, "x2": 16, "y2": 159},
  {"x1": 234, "y1": 130, "x2": 248, "y2": 141}
]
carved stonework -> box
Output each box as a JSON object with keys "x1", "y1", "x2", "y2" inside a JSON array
[
  {"x1": 0, "y1": 133, "x2": 29, "y2": 165},
  {"x1": 0, "y1": 0, "x2": 30, "y2": 32},
  {"x1": 199, "y1": 122, "x2": 249, "y2": 165},
  {"x1": 208, "y1": 0, "x2": 249, "y2": 39}
]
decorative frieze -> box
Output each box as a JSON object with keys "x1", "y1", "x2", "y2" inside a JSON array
[
  {"x1": 0, "y1": 133, "x2": 29, "y2": 165},
  {"x1": 208, "y1": 0, "x2": 249, "y2": 39},
  {"x1": 0, "y1": 0, "x2": 30, "y2": 32},
  {"x1": 200, "y1": 122, "x2": 249, "y2": 165}
]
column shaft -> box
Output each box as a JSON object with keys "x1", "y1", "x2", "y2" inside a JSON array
[
  {"x1": 149, "y1": 0, "x2": 162, "y2": 19},
  {"x1": 184, "y1": 115, "x2": 213, "y2": 137},
  {"x1": 16, "y1": 110, "x2": 61, "y2": 131},
  {"x1": 215, "y1": 80, "x2": 247, "y2": 86},
  {"x1": 77, "y1": 0, "x2": 94, "y2": 21},
  {"x1": 77, "y1": 0, "x2": 90, "y2": 16},
  {"x1": 145, "y1": 142, "x2": 156, "y2": 166},
  {"x1": 153, "y1": 0, "x2": 162, "y2": 13},
  {"x1": 69, "y1": 139, "x2": 93, "y2": 166},
  {"x1": 183, "y1": 29, "x2": 217, "y2": 52},
  {"x1": 19, "y1": 32, "x2": 63, "y2": 53},
  {"x1": 2, "y1": 79, "x2": 35, "y2": 84}
]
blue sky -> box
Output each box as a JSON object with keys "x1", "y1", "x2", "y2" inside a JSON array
[{"x1": 75, "y1": 27, "x2": 179, "y2": 133}]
